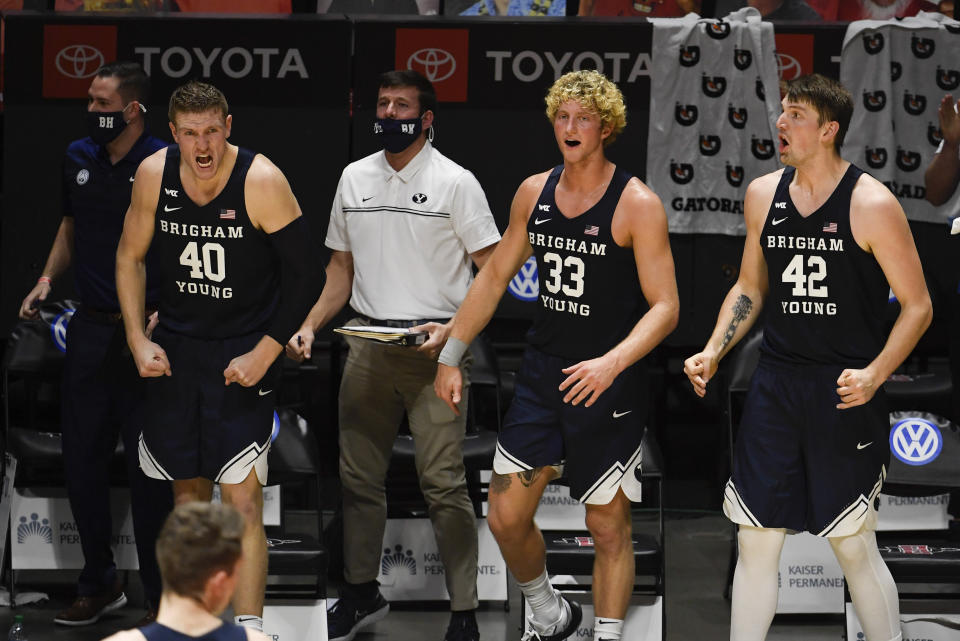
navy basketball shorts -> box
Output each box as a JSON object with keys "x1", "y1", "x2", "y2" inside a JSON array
[
  {"x1": 494, "y1": 346, "x2": 648, "y2": 505},
  {"x1": 724, "y1": 357, "x2": 890, "y2": 537},
  {"x1": 138, "y1": 325, "x2": 280, "y2": 485}
]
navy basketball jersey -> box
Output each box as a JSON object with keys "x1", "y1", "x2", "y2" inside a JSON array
[
  {"x1": 759, "y1": 165, "x2": 888, "y2": 366},
  {"x1": 141, "y1": 621, "x2": 246, "y2": 641},
  {"x1": 154, "y1": 147, "x2": 280, "y2": 339},
  {"x1": 526, "y1": 166, "x2": 645, "y2": 361}
]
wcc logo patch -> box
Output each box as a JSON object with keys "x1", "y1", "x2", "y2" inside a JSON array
[
  {"x1": 705, "y1": 21, "x2": 731, "y2": 40},
  {"x1": 911, "y1": 35, "x2": 935, "y2": 59},
  {"x1": 937, "y1": 66, "x2": 960, "y2": 91},
  {"x1": 866, "y1": 147, "x2": 888, "y2": 169},
  {"x1": 751, "y1": 137, "x2": 775, "y2": 160},
  {"x1": 890, "y1": 61, "x2": 902, "y2": 82},
  {"x1": 863, "y1": 90, "x2": 886, "y2": 112},
  {"x1": 903, "y1": 92, "x2": 927, "y2": 116},
  {"x1": 381, "y1": 544, "x2": 417, "y2": 576},
  {"x1": 702, "y1": 75, "x2": 727, "y2": 98},
  {"x1": 670, "y1": 161, "x2": 694, "y2": 185},
  {"x1": 896, "y1": 149, "x2": 921, "y2": 172},
  {"x1": 728, "y1": 105, "x2": 747, "y2": 129},
  {"x1": 699, "y1": 135, "x2": 721, "y2": 156},
  {"x1": 928, "y1": 123, "x2": 943, "y2": 147},
  {"x1": 679, "y1": 45, "x2": 700, "y2": 67},
  {"x1": 862, "y1": 32, "x2": 884, "y2": 55},
  {"x1": 733, "y1": 48, "x2": 752, "y2": 71},
  {"x1": 675, "y1": 103, "x2": 698, "y2": 126},
  {"x1": 726, "y1": 163, "x2": 744, "y2": 187},
  {"x1": 889, "y1": 417, "x2": 942, "y2": 465}
]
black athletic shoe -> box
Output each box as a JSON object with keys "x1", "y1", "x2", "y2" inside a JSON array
[
  {"x1": 520, "y1": 595, "x2": 582, "y2": 641},
  {"x1": 444, "y1": 610, "x2": 480, "y2": 641},
  {"x1": 327, "y1": 592, "x2": 390, "y2": 641}
]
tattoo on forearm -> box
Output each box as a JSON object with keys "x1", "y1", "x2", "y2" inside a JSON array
[
  {"x1": 518, "y1": 468, "x2": 543, "y2": 487},
  {"x1": 721, "y1": 295, "x2": 753, "y2": 351},
  {"x1": 490, "y1": 473, "x2": 512, "y2": 494}
]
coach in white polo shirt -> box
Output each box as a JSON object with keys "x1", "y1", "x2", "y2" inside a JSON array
[{"x1": 287, "y1": 70, "x2": 499, "y2": 641}]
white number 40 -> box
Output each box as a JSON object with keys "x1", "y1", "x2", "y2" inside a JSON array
[{"x1": 179, "y1": 241, "x2": 226, "y2": 283}]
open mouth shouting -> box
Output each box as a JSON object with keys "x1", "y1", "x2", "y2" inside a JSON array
[
  {"x1": 196, "y1": 154, "x2": 213, "y2": 170},
  {"x1": 564, "y1": 139, "x2": 581, "y2": 148},
  {"x1": 778, "y1": 135, "x2": 790, "y2": 154}
]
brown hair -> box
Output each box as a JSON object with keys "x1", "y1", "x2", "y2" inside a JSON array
[
  {"x1": 783, "y1": 73, "x2": 853, "y2": 153},
  {"x1": 155, "y1": 502, "x2": 244, "y2": 599},
  {"x1": 168, "y1": 80, "x2": 229, "y2": 124}
]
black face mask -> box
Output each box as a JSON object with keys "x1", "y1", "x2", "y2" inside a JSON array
[
  {"x1": 85, "y1": 103, "x2": 142, "y2": 145},
  {"x1": 374, "y1": 116, "x2": 423, "y2": 153}
]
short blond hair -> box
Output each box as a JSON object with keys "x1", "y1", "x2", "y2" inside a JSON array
[{"x1": 544, "y1": 70, "x2": 627, "y2": 146}]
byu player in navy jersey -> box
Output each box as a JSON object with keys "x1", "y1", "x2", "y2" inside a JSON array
[
  {"x1": 19, "y1": 61, "x2": 172, "y2": 627},
  {"x1": 435, "y1": 71, "x2": 678, "y2": 641},
  {"x1": 101, "y1": 503, "x2": 269, "y2": 641},
  {"x1": 117, "y1": 81, "x2": 321, "y2": 634},
  {"x1": 685, "y1": 74, "x2": 931, "y2": 641}
]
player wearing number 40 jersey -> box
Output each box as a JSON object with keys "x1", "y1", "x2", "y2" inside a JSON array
[
  {"x1": 434, "y1": 70, "x2": 679, "y2": 641},
  {"x1": 685, "y1": 74, "x2": 932, "y2": 641},
  {"x1": 116, "y1": 80, "x2": 323, "y2": 636}
]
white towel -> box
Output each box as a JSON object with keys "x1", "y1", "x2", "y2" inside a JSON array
[
  {"x1": 647, "y1": 8, "x2": 782, "y2": 235},
  {"x1": 841, "y1": 11, "x2": 960, "y2": 224}
]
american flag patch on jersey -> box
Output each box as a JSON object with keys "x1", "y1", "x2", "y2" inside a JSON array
[
  {"x1": 584, "y1": 224, "x2": 599, "y2": 236},
  {"x1": 220, "y1": 209, "x2": 236, "y2": 220},
  {"x1": 822, "y1": 222, "x2": 837, "y2": 233}
]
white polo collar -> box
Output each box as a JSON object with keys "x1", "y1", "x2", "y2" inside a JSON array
[{"x1": 377, "y1": 140, "x2": 433, "y2": 184}]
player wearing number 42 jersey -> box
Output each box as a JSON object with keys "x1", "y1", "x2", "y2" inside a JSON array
[
  {"x1": 435, "y1": 70, "x2": 679, "y2": 641},
  {"x1": 116, "y1": 80, "x2": 323, "y2": 635},
  {"x1": 685, "y1": 74, "x2": 931, "y2": 641}
]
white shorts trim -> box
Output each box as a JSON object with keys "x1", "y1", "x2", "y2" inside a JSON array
[
  {"x1": 138, "y1": 433, "x2": 174, "y2": 481},
  {"x1": 578, "y1": 441, "x2": 643, "y2": 505},
  {"x1": 215, "y1": 439, "x2": 271, "y2": 485},
  {"x1": 723, "y1": 479, "x2": 763, "y2": 528},
  {"x1": 817, "y1": 466, "x2": 885, "y2": 538}
]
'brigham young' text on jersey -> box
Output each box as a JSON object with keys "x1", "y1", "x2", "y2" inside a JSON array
[
  {"x1": 760, "y1": 164, "x2": 888, "y2": 366},
  {"x1": 153, "y1": 146, "x2": 280, "y2": 339},
  {"x1": 526, "y1": 165, "x2": 644, "y2": 361}
]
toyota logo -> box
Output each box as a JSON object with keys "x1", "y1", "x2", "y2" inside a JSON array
[
  {"x1": 776, "y1": 53, "x2": 801, "y2": 80},
  {"x1": 890, "y1": 418, "x2": 943, "y2": 466},
  {"x1": 406, "y1": 48, "x2": 456, "y2": 83},
  {"x1": 55, "y1": 44, "x2": 105, "y2": 79}
]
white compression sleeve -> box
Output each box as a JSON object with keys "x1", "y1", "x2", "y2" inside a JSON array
[
  {"x1": 730, "y1": 526, "x2": 786, "y2": 641},
  {"x1": 829, "y1": 527, "x2": 901, "y2": 641}
]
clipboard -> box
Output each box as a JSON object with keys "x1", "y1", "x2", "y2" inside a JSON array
[{"x1": 334, "y1": 326, "x2": 428, "y2": 346}]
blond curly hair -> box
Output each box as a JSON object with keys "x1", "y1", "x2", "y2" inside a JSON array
[{"x1": 544, "y1": 70, "x2": 627, "y2": 146}]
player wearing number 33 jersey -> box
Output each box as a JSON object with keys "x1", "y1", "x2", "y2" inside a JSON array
[{"x1": 434, "y1": 71, "x2": 679, "y2": 641}]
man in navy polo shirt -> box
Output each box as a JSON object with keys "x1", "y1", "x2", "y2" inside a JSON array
[{"x1": 19, "y1": 61, "x2": 173, "y2": 627}]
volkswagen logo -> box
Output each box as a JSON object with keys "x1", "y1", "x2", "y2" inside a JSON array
[
  {"x1": 890, "y1": 418, "x2": 943, "y2": 466},
  {"x1": 55, "y1": 44, "x2": 105, "y2": 79},
  {"x1": 508, "y1": 256, "x2": 539, "y2": 302},
  {"x1": 407, "y1": 48, "x2": 456, "y2": 83},
  {"x1": 776, "y1": 53, "x2": 801, "y2": 81},
  {"x1": 51, "y1": 308, "x2": 76, "y2": 353}
]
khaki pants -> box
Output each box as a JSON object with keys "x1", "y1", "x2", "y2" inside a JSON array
[{"x1": 338, "y1": 319, "x2": 479, "y2": 610}]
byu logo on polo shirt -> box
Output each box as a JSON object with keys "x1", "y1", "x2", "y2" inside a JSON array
[
  {"x1": 890, "y1": 417, "x2": 943, "y2": 466},
  {"x1": 76, "y1": 169, "x2": 90, "y2": 185},
  {"x1": 51, "y1": 307, "x2": 76, "y2": 353},
  {"x1": 508, "y1": 255, "x2": 539, "y2": 302}
]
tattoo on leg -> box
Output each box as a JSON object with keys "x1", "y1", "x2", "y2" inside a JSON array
[
  {"x1": 518, "y1": 468, "x2": 543, "y2": 487},
  {"x1": 721, "y1": 294, "x2": 753, "y2": 351},
  {"x1": 490, "y1": 473, "x2": 512, "y2": 494}
]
